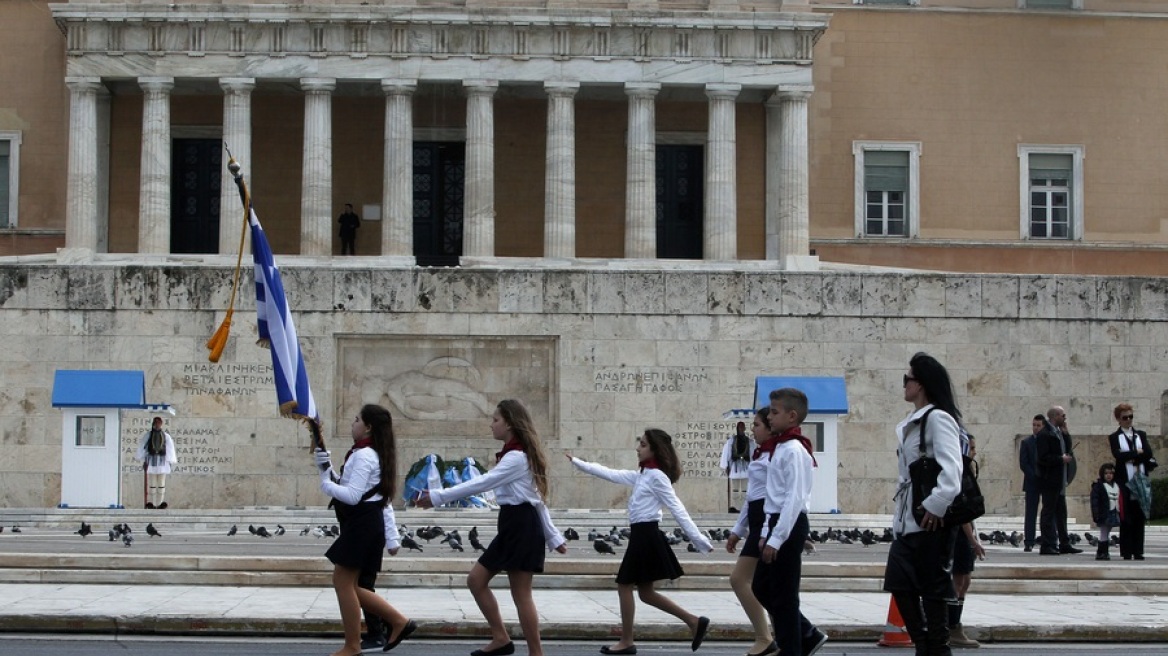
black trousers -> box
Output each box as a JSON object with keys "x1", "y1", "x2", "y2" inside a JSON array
[
  {"x1": 1118, "y1": 485, "x2": 1147, "y2": 558},
  {"x1": 1022, "y1": 487, "x2": 1040, "y2": 548},
  {"x1": 1038, "y1": 487, "x2": 1069, "y2": 550},
  {"x1": 752, "y1": 512, "x2": 814, "y2": 656}
]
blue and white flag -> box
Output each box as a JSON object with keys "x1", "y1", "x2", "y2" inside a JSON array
[{"x1": 250, "y1": 209, "x2": 317, "y2": 420}]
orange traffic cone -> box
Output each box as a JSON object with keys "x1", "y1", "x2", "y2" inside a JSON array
[{"x1": 877, "y1": 596, "x2": 914, "y2": 648}]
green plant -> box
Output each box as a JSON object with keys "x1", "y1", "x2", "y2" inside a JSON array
[{"x1": 1150, "y1": 476, "x2": 1168, "y2": 521}]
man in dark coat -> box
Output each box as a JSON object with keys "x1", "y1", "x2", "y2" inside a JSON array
[
  {"x1": 338, "y1": 203, "x2": 360, "y2": 255},
  {"x1": 1018, "y1": 415, "x2": 1043, "y2": 551},
  {"x1": 1035, "y1": 406, "x2": 1081, "y2": 555}
]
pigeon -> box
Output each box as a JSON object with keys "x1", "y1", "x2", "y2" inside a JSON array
[
  {"x1": 227, "y1": 525, "x2": 238, "y2": 537},
  {"x1": 1085, "y1": 533, "x2": 1098, "y2": 547},
  {"x1": 593, "y1": 539, "x2": 616, "y2": 555},
  {"x1": 146, "y1": 523, "x2": 161, "y2": 538},
  {"x1": 299, "y1": 526, "x2": 310, "y2": 536},
  {"x1": 76, "y1": 522, "x2": 92, "y2": 538},
  {"x1": 108, "y1": 528, "x2": 118, "y2": 541},
  {"x1": 447, "y1": 537, "x2": 465, "y2": 552},
  {"x1": 401, "y1": 535, "x2": 424, "y2": 552},
  {"x1": 686, "y1": 542, "x2": 699, "y2": 552},
  {"x1": 469, "y1": 526, "x2": 479, "y2": 542},
  {"x1": 312, "y1": 526, "x2": 328, "y2": 539},
  {"x1": 563, "y1": 527, "x2": 579, "y2": 541},
  {"x1": 11, "y1": 526, "x2": 21, "y2": 533},
  {"x1": 122, "y1": 532, "x2": 134, "y2": 547},
  {"x1": 274, "y1": 524, "x2": 286, "y2": 536},
  {"x1": 330, "y1": 525, "x2": 340, "y2": 537},
  {"x1": 469, "y1": 534, "x2": 486, "y2": 552},
  {"x1": 860, "y1": 532, "x2": 877, "y2": 547},
  {"x1": 441, "y1": 530, "x2": 462, "y2": 545},
  {"x1": 248, "y1": 525, "x2": 257, "y2": 535},
  {"x1": 416, "y1": 526, "x2": 444, "y2": 542},
  {"x1": 255, "y1": 526, "x2": 273, "y2": 538}
]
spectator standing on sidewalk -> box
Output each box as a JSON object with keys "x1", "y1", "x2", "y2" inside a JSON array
[
  {"x1": 1018, "y1": 416, "x2": 1043, "y2": 552},
  {"x1": 1089, "y1": 463, "x2": 1120, "y2": 561},
  {"x1": 1036, "y1": 406, "x2": 1081, "y2": 555},
  {"x1": 1108, "y1": 403, "x2": 1157, "y2": 561}
]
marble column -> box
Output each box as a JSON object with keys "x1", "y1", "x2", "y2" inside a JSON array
[
  {"x1": 300, "y1": 77, "x2": 335, "y2": 256},
  {"x1": 544, "y1": 81, "x2": 579, "y2": 259},
  {"x1": 382, "y1": 79, "x2": 416, "y2": 258},
  {"x1": 219, "y1": 77, "x2": 255, "y2": 254},
  {"x1": 768, "y1": 85, "x2": 817, "y2": 270},
  {"x1": 624, "y1": 82, "x2": 660, "y2": 259},
  {"x1": 704, "y1": 83, "x2": 740, "y2": 261},
  {"x1": 463, "y1": 80, "x2": 498, "y2": 258},
  {"x1": 137, "y1": 77, "x2": 174, "y2": 254},
  {"x1": 65, "y1": 76, "x2": 103, "y2": 252}
]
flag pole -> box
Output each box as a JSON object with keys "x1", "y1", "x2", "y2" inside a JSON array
[{"x1": 204, "y1": 146, "x2": 251, "y2": 363}]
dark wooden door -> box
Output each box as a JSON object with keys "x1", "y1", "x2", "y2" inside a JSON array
[
  {"x1": 655, "y1": 144, "x2": 704, "y2": 260},
  {"x1": 413, "y1": 141, "x2": 465, "y2": 266},
  {"x1": 171, "y1": 138, "x2": 222, "y2": 254}
]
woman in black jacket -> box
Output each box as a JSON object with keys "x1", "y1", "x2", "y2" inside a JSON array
[{"x1": 1107, "y1": 403, "x2": 1157, "y2": 561}]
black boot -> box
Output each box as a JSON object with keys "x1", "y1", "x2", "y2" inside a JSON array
[
  {"x1": 923, "y1": 598, "x2": 953, "y2": 656},
  {"x1": 1096, "y1": 542, "x2": 1110, "y2": 561},
  {"x1": 361, "y1": 613, "x2": 389, "y2": 650},
  {"x1": 893, "y1": 594, "x2": 929, "y2": 656}
]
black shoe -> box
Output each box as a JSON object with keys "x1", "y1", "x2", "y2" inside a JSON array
[
  {"x1": 361, "y1": 632, "x2": 388, "y2": 650},
  {"x1": 1039, "y1": 547, "x2": 1061, "y2": 555},
  {"x1": 600, "y1": 647, "x2": 638, "y2": 655},
  {"x1": 803, "y1": 629, "x2": 829, "y2": 656},
  {"x1": 1023, "y1": 545, "x2": 1033, "y2": 552},
  {"x1": 1059, "y1": 545, "x2": 1083, "y2": 554},
  {"x1": 691, "y1": 616, "x2": 710, "y2": 652},
  {"x1": 728, "y1": 507, "x2": 740, "y2": 513},
  {"x1": 158, "y1": 502, "x2": 168, "y2": 510},
  {"x1": 470, "y1": 642, "x2": 514, "y2": 656},
  {"x1": 145, "y1": 502, "x2": 154, "y2": 509},
  {"x1": 384, "y1": 619, "x2": 417, "y2": 652},
  {"x1": 1134, "y1": 555, "x2": 1145, "y2": 560}
]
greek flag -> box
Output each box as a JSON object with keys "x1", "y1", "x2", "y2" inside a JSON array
[{"x1": 251, "y1": 209, "x2": 317, "y2": 420}]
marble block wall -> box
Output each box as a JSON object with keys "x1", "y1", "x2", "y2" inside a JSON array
[{"x1": 0, "y1": 263, "x2": 1165, "y2": 521}]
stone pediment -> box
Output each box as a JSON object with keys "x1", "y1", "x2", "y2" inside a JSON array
[{"x1": 51, "y1": 4, "x2": 828, "y2": 80}]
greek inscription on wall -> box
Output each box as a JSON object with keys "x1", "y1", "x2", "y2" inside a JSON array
[
  {"x1": 593, "y1": 367, "x2": 709, "y2": 393},
  {"x1": 179, "y1": 362, "x2": 274, "y2": 397},
  {"x1": 120, "y1": 415, "x2": 229, "y2": 475},
  {"x1": 675, "y1": 421, "x2": 737, "y2": 479}
]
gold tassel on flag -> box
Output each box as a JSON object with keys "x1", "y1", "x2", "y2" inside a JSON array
[{"x1": 205, "y1": 148, "x2": 252, "y2": 363}]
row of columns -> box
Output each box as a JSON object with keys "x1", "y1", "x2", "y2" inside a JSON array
[{"x1": 64, "y1": 76, "x2": 813, "y2": 265}]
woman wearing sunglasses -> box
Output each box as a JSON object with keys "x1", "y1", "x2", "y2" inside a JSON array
[{"x1": 1108, "y1": 404, "x2": 1157, "y2": 561}]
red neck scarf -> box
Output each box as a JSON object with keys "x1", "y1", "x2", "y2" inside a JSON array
[
  {"x1": 496, "y1": 439, "x2": 524, "y2": 463},
  {"x1": 764, "y1": 426, "x2": 818, "y2": 467},
  {"x1": 753, "y1": 435, "x2": 780, "y2": 460},
  {"x1": 341, "y1": 437, "x2": 373, "y2": 473},
  {"x1": 638, "y1": 457, "x2": 660, "y2": 471}
]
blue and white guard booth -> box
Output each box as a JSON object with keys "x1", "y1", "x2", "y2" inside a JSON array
[
  {"x1": 724, "y1": 376, "x2": 848, "y2": 513},
  {"x1": 51, "y1": 370, "x2": 174, "y2": 508}
]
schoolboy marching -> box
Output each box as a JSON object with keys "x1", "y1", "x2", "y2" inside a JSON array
[
  {"x1": 568, "y1": 428, "x2": 713, "y2": 655},
  {"x1": 752, "y1": 388, "x2": 828, "y2": 656}
]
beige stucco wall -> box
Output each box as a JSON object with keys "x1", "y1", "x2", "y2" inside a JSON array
[{"x1": 1, "y1": 264, "x2": 1165, "y2": 523}]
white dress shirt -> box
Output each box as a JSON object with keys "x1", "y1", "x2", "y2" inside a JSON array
[
  {"x1": 730, "y1": 451, "x2": 772, "y2": 539},
  {"x1": 429, "y1": 450, "x2": 565, "y2": 551},
  {"x1": 320, "y1": 447, "x2": 400, "y2": 550},
  {"x1": 892, "y1": 404, "x2": 963, "y2": 537},
  {"x1": 570, "y1": 457, "x2": 713, "y2": 553},
  {"x1": 762, "y1": 440, "x2": 813, "y2": 550}
]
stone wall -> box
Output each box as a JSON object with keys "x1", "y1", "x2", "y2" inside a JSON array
[{"x1": 1, "y1": 262, "x2": 1165, "y2": 520}]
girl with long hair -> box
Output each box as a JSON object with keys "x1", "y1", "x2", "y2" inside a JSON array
[
  {"x1": 417, "y1": 399, "x2": 567, "y2": 656},
  {"x1": 568, "y1": 428, "x2": 713, "y2": 655},
  {"x1": 315, "y1": 404, "x2": 415, "y2": 656},
  {"x1": 884, "y1": 352, "x2": 964, "y2": 655}
]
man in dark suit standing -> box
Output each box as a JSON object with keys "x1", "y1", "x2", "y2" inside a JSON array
[
  {"x1": 1036, "y1": 406, "x2": 1081, "y2": 555},
  {"x1": 1018, "y1": 415, "x2": 1043, "y2": 551}
]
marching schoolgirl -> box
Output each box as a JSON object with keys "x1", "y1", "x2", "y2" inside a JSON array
[
  {"x1": 315, "y1": 404, "x2": 416, "y2": 656},
  {"x1": 725, "y1": 408, "x2": 778, "y2": 656},
  {"x1": 417, "y1": 399, "x2": 567, "y2": 656},
  {"x1": 568, "y1": 428, "x2": 713, "y2": 655}
]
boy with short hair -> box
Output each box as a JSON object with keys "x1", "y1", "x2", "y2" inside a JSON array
[{"x1": 751, "y1": 388, "x2": 828, "y2": 656}]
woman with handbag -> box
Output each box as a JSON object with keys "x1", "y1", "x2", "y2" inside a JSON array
[
  {"x1": 1108, "y1": 403, "x2": 1157, "y2": 561},
  {"x1": 884, "y1": 352, "x2": 964, "y2": 656}
]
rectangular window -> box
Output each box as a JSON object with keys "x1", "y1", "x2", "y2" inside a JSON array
[
  {"x1": 1022, "y1": 0, "x2": 1076, "y2": 9},
  {"x1": 853, "y1": 141, "x2": 920, "y2": 239},
  {"x1": 1018, "y1": 145, "x2": 1084, "y2": 241},
  {"x1": 0, "y1": 137, "x2": 13, "y2": 228}
]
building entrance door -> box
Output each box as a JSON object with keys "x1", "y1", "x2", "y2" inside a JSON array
[
  {"x1": 655, "y1": 144, "x2": 704, "y2": 259},
  {"x1": 413, "y1": 141, "x2": 465, "y2": 266},
  {"x1": 171, "y1": 138, "x2": 222, "y2": 254}
]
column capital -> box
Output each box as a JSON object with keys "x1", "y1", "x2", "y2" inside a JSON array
[
  {"x1": 219, "y1": 77, "x2": 256, "y2": 94},
  {"x1": 138, "y1": 76, "x2": 175, "y2": 93},
  {"x1": 300, "y1": 77, "x2": 337, "y2": 94},
  {"x1": 704, "y1": 83, "x2": 742, "y2": 100},
  {"x1": 771, "y1": 84, "x2": 814, "y2": 103},
  {"x1": 65, "y1": 76, "x2": 104, "y2": 93},
  {"x1": 464, "y1": 79, "x2": 499, "y2": 95},
  {"x1": 381, "y1": 78, "x2": 418, "y2": 95},
  {"x1": 624, "y1": 82, "x2": 661, "y2": 98},
  {"x1": 544, "y1": 81, "x2": 580, "y2": 97}
]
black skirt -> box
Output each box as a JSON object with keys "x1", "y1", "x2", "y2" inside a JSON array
[
  {"x1": 616, "y1": 521, "x2": 685, "y2": 585},
  {"x1": 739, "y1": 499, "x2": 766, "y2": 559},
  {"x1": 883, "y1": 527, "x2": 958, "y2": 600},
  {"x1": 479, "y1": 503, "x2": 547, "y2": 573},
  {"x1": 326, "y1": 500, "x2": 386, "y2": 577}
]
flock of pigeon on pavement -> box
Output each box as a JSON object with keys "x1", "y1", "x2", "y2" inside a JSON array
[{"x1": 55, "y1": 520, "x2": 1111, "y2": 552}]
